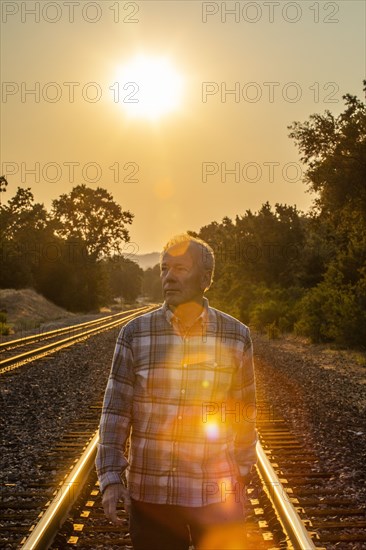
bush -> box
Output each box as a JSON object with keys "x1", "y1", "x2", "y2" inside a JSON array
[
  {"x1": 295, "y1": 268, "x2": 366, "y2": 347},
  {"x1": 0, "y1": 322, "x2": 11, "y2": 336},
  {"x1": 0, "y1": 311, "x2": 11, "y2": 335},
  {"x1": 294, "y1": 285, "x2": 330, "y2": 343},
  {"x1": 248, "y1": 286, "x2": 303, "y2": 334},
  {"x1": 250, "y1": 299, "x2": 283, "y2": 332},
  {"x1": 267, "y1": 321, "x2": 281, "y2": 339}
]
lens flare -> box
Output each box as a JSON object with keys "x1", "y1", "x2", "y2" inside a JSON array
[{"x1": 205, "y1": 420, "x2": 219, "y2": 440}]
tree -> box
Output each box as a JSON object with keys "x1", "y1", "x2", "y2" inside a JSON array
[
  {"x1": 288, "y1": 81, "x2": 366, "y2": 224},
  {"x1": 0, "y1": 176, "x2": 9, "y2": 205},
  {"x1": 52, "y1": 185, "x2": 133, "y2": 261},
  {"x1": 106, "y1": 256, "x2": 143, "y2": 303},
  {"x1": 142, "y1": 264, "x2": 163, "y2": 301},
  {"x1": 1, "y1": 187, "x2": 49, "y2": 239},
  {"x1": 289, "y1": 82, "x2": 366, "y2": 347},
  {"x1": 234, "y1": 202, "x2": 306, "y2": 286},
  {"x1": 0, "y1": 187, "x2": 53, "y2": 288}
]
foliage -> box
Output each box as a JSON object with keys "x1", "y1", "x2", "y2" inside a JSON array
[
  {"x1": 294, "y1": 266, "x2": 366, "y2": 346},
  {"x1": 105, "y1": 256, "x2": 143, "y2": 303},
  {"x1": 0, "y1": 323, "x2": 11, "y2": 336},
  {"x1": 142, "y1": 264, "x2": 163, "y2": 302},
  {"x1": 1, "y1": 84, "x2": 365, "y2": 345},
  {"x1": 288, "y1": 83, "x2": 366, "y2": 224},
  {"x1": 0, "y1": 187, "x2": 54, "y2": 289},
  {"x1": 288, "y1": 82, "x2": 366, "y2": 347},
  {"x1": 51, "y1": 184, "x2": 133, "y2": 261},
  {"x1": 0, "y1": 185, "x2": 139, "y2": 312},
  {"x1": 195, "y1": 83, "x2": 366, "y2": 348},
  {"x1": 0, "y1": 311, "x2": 11, "y2": 335}
]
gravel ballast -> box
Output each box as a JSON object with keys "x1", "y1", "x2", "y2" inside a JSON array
[
  {"x1": 0, "y1": 328, "x2": 118, "y2": 487},
  {"x1": 253, "y1": 333, "x2": 366, "y2": 515},
  {"x1": 1, "y1": 324, "x2": 365, "y2": 546}
]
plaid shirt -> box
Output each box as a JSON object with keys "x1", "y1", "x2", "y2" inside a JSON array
[{"x1": 96, "y1": 298, "x2": 257, "y2": 506}]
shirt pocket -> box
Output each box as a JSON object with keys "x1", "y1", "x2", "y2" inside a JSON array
[{"x1": 187, "y1": 360, "x2": 235, "y2": 401}]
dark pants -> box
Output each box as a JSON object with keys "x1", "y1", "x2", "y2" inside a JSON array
[{"x1": 129, "y1": 498, "x2": 247, "y2": 550}]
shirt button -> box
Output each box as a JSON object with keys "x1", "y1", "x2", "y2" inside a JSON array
[
  {"x1": 178, "y1": 415, "x2": 182, "y2": 420},
  {"x1": 172, "y1": 467, "x2": 177, "y2": 472},
  {"x1": 182, "y1": 364, "x2": 187, "y2": 368},
  {"x1": 181, "y1": 389, "x2": 185, "y2": 394}
]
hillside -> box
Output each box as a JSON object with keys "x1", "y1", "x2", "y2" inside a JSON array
[
  {"x1": 134, "y1": 252, "x2": 160, "y2": 270},
  {"x1": 0, "y1": 288, "x2": 74, "y2": 332}
]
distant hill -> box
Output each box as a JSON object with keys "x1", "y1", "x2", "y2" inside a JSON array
[{"x1": 133, "y1": 252, "x2": 160, "y2": 270}]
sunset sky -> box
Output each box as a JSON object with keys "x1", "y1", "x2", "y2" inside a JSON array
[{"x1": 1, "y1": 0, "x2": 365, "y2": 254}]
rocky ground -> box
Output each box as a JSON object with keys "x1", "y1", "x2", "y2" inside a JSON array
[
  {"x1": 0, "y1": 329, "x2": 117, "y2": 487},
  {"x1": 253, "y1": 332, "x2": 366, "y2": 526},
  {"x1": 1, "y1": 318, "x2": 365, "y2": 547}
]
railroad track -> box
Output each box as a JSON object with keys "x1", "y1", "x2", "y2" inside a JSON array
[
  {"x1": 0, "y1": 305, "x2": 157, "y2": 549},
  {"x1": 20, "y1": 432, "x2": 302, "y2": 550},
  {"x1": 255, "y1": 395, "x2": 366, "y2": 549},
  {"x1": 0, "y1": 305, "x2": 156, "y2": 375},
  {"x1": 14, "y1": 396, "x2": 366, "y2": 550},
  {"x1": 14, "y1": 400, "x2": 319, "y2": 550},
  {"x1": 1, "y1": 309, "x2": 365, "y2": 549}
]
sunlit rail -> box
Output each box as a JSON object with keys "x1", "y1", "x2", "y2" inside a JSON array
[
  {"x1": 256, "y1": 443, "x2": 316, "y2": 550},
  {"x1": 0, "y1": 305, "x2": 156, "y2": 375},
  {"x1": 19, "y1": 433, "x2": 99, "y2": 550},
  {"x1": 0, "y1": 308, "x2": 147, "y2": 351},
  {"x1": 19, "y1": 438, "x2": 316, "y2": 550}
]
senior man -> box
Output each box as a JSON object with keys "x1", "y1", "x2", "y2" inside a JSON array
[{"x1": 96, "y1": 234, "x2": 257, "y2": 550}]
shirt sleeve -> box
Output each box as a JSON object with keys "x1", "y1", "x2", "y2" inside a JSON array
[
  {"x1": 231, "y1": 328, "x2": 258, "y2": 477},
  {"x1": 95, "y1": 324, "x2": 135, "y2": 492}
]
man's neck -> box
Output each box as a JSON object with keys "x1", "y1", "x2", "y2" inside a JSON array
[{"x1": 169, "y1": 299, "x2": 205, "y2": 328}]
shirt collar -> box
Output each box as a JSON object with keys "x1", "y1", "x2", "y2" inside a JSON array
[{"x1": 163, "y1": 297, "x2": 209, "y2": 328}]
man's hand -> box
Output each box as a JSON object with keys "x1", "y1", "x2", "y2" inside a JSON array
[
  {"x1": 237, "y1": 474, "x2": 251, "y2": 509},
  {"x1": 102, "y1": 483, "x2": 131, "y2": 524}
]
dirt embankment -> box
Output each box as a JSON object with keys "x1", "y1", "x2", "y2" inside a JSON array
[{"x1": 0, "y1": 288, "x2": 75, "y2": 333}]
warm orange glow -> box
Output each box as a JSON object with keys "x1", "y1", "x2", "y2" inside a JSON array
[
  {"x1": 166, "y1": 241, "x2": 191, "y2": 257},
  {"x1": 153, "y1": 178, "x2": 175, "y2": 200},
  {"x1": 204, "y1": 420, "x2": 220, "y2": 440},
  {"x1": 197, "y1": 522, "x2": 250, "y2": 550}
]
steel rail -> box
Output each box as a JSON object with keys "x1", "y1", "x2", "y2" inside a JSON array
[
  {"x1": 20, "y1": 440, "x2": 317, "y2": 550},
  {"x1": 257, "y1": 443, "x2": 316, "y2": 549},
  {"x1": 0, "y1": 306, "x2": 149, "y2": 350},
  {"x1": 0, "y1": 305, "x2": 156, "y2": 374},
  {"x1": 19, "y1": 432, "x2": 99, "y2": 550}
]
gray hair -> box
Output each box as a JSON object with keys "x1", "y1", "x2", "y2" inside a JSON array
[{"x1": 160, "y1": 233, "x2": 215, "y2": 285}]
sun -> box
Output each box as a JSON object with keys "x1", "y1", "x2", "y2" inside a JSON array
[{"x1": 113, "y1": 54, "x2": 184, "y2": 120}]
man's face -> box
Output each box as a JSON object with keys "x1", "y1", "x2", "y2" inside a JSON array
[{"x1": 160, "y1": 242, "x2": 210, "y2": 307}]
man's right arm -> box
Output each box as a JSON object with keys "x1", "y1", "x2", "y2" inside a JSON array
[{"x1": 95, "y1": 324, "x2": 135, "y2": 494}]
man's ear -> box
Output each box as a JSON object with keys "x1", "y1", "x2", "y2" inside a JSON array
[{"x1": 201, "y1": 270, "x2": 212, "y2": 292}]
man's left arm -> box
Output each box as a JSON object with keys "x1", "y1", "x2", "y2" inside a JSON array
[{"x1": 231, "y1": 327, "x2": 258, "y2": 482}]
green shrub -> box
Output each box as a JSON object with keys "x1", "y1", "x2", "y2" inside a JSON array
[
  {"x1": 267, "y1": 321, "x2": 280, "y2": 339},
  {"x1": 250, "y1": 299, "x2": 282, "y2": 332},
  {"x1": 248, "y1": 286, "x2": 303, "y2": 334},
  {"x1": 295, "y1": 269, "x2": 366, "y2": 347},
  {"x1": 294, "y1": 285, "x2": 330, "y2": 343},
  {"x1": 0, "y1": 322, "x2": 11, "y2": 335}
]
